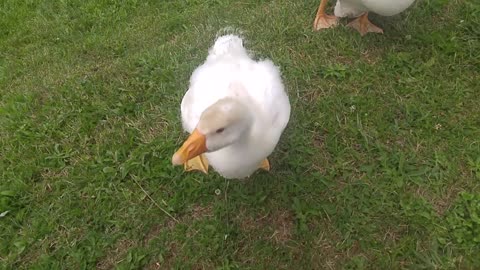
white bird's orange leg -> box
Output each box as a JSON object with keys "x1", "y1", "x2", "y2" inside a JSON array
[
  {"x1": 347, "y1": 12, "x2": 384, "y2": 36},
  {"x1": 313, "y1": 0, "x2": 338, "y2": 30},
  {"x1": 259, "y1": 158, "x2": 270, "y2": 171}
]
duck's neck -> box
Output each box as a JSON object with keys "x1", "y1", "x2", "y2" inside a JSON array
[{"x1": 231, "y1": 102, "x2": 267, "y2": 150}]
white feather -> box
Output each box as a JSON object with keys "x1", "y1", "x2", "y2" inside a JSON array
[
  {"x1": 180, "y1": 34, "x2": 290, "y2": 179},
  {"x1": 334, "y1": 0, "x2": 416, "y2": 18}
]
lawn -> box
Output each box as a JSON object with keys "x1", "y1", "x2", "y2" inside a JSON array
[{"x1": 1, "y1": 0, "x2": 479, "y2": 269}]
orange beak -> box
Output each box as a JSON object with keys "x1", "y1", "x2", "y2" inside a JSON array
[{"x1": 172, "y1": 129, "x2": 207, "y2": 166}]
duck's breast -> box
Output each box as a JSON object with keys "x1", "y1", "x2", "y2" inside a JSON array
[
  {"x1": 206, "y1": 145, "x2": 264, "y2": 179},
  {"x1": 205, "y1": 59, "x2": 290, "y2": 179}
]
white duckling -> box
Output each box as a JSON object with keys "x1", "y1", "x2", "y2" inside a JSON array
[
  {"x1": 172, "y1": 34, "x2": 291, "y2": 179},
  {"x1": 313, "y1": 0, "x2": 416, "y2": 36}
]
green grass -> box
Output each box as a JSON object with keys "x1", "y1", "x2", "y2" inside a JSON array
[{"x1": 1, "y1": 0, "x2": 479, "y2": 269}]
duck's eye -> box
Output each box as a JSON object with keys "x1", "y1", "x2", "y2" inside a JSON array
[{"x1": 216, "y1": 128, "x2": 225, "y2": 134}]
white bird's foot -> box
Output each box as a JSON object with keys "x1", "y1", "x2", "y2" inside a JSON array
[
  {"x1": 184, "y1": 154, "x2": 209, "y2": 174},
  {"x1": 313, "y1": 0, "x2": 338, "y2": 30},
  {"x1": 347, "y1": 12, "x2": 383, "y2": 36},
  {"x1": 259, "y1": 158, "x2": 270, "y2": 171},
  {"x1": 314, "y1": 13, "x2": 339, "y2": 30}
]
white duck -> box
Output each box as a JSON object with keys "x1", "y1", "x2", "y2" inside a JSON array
[
  {"x1": 313, "y1": 0, "x2": 416, "y2": 36},
  {"x1": 171, "y1": 34, "x2": 291, "y2": 179}
]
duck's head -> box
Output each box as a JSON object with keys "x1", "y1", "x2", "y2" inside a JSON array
[{"x1": 172, "y1": 98, "x2": 252, "y2": 166}]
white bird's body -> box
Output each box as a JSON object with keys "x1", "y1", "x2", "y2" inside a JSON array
[
  {"x1": 334, "y1": 0, "x2": 416, "y2": 18},
  {"x1": 178, "y1": 34, "x2": 290, "y2": 179},
  {"x1": 313, "y1": 0, "x2": 416, "y2": 35}
]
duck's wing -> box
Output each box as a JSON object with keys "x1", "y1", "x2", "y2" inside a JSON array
[{"x1": 245, "y1": 59, "x2": 291, "y2": 130}]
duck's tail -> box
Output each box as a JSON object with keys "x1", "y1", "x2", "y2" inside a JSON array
[{"x1": 208, "y1": 34, "x2": 248, "y2": 59}]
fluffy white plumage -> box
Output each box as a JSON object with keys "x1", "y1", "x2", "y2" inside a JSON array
[
  {"x1": 334, "y1": 0, "x2": 416, "y2": 18},
  {"x1": 180, "y1": 34, "x2": 290, "y2": 179}
]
